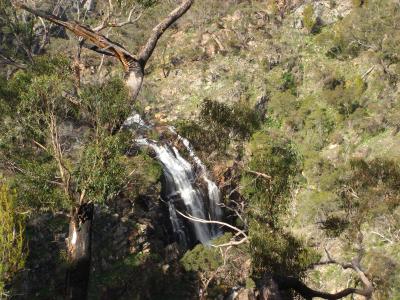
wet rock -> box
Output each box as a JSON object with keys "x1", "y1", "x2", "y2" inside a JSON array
[{"x1": 164, "y1": 243, "x2": 180, "y2": 263}]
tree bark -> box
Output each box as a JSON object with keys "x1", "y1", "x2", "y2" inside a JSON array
[
  {"x1": 14, "y1": 0, "x2": 194, "y2": 103},
  {"x1": 65, "y1": 202, "x2": 94, "y2": 300},
  {"x1": 14, "y1": 2, "x2": 194, "y2": 299},
  {"x1": 273, "y1": 274, "x2": 372, "y2": 300}
]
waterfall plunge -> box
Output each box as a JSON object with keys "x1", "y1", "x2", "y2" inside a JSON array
[
  {"x1": 136, "y1": 137, "x2": 222, "y2": 246},
  {"x1": 126, "y1": 112, "x2": 223, "y2": 246}
]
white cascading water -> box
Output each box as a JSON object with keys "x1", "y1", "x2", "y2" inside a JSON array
[
  {"x1": 136, "y1": 138, "x2": 222, "y2": 246},
  {"x1": 125, "y1": 112, "x2": 223, "y2": 246},
  {"x1": 168, "y1": 127, "x2": 223, "y2": 236}
]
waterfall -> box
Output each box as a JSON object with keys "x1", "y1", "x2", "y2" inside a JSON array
[
  {"x1": 136, "y1": 137, "x2": 222, "y2": 246},
  {"x1": 126, "y1": 112, "x2": 223, "y2": 246},
  {"x1": 168, "y1": 127, "x2": 223, "y2": 236},
  {"x1": 168, "y1": 201, "x2": 188, "y2": 249}
]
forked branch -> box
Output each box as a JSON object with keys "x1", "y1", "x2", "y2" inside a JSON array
[
  {"x1": 13, "y1": 2, "x2": 136, "y2": 71},
  {"x1": 286, "y1": 246, "x2": 373, "y2": 299},
  {"x1": 137, "y1": 0, "x2": 194, "y2": 64},
  {"x1": 14, "y1": 0, "x2": 194, "y2": 71}
]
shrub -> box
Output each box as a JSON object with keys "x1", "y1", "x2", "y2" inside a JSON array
[
  {"x1": 250, "y1": 221, "x2": 320, "y2": 277},
  {"x1": 80, "y1": 78, "x2": 130, "y2": 135},
  {"x1": 322, "y1": 75, "x2": 365, "y2": 117},
  {"x1": 281, "y1": 72, "x2": 297, "y2": 95},
  {"x1": 326, "y1": 0, "x2": 400, "y2": 60},
  {"x1": 200, "y1": 99, "x2": 262, "y2": 139},
  {"x1": 303, "y1": 4, "x2": 316, "y2": 33},
  {"x1": 176, "y1": 99, "x2": 262, "y2": 158},
  {"x1": 0, "y1": 184, "x2": 25, "y2": 297},
  {"x1": 242, "y1": 130, "x2": 301, "y2": 227},
  {"x1": 335, "y1": 158, "x2": 400, "y2": 234}
]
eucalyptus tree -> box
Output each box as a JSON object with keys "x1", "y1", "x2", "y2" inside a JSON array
[{"x1": 4, "y1": 1, "x2": 194, "y2": 299}]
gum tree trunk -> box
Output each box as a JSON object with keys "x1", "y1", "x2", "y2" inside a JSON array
[{"x1": 65, "y1": 202, "x2": 94, "y2": 300}]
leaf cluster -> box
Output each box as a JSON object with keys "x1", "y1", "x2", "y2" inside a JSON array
[
  {"x1": 242, "y1": 130, "x2": 300, "y2": 227},
  {"x1": 0, "y1": 184, "x2": 26, "y2": 297}
]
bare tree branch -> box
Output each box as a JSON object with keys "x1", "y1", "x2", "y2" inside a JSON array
[
  {"x1": 138, "y1": 0, "x2": 194, "y2": 64},
  {"x1": 13, "y1": 2, "x2": 137, "y2": 72},
  {"x1": 243, "y1": 169, "x2": 272, "y2": 180},
  {"x1": 93, "y1": 7, "x2": 142, "y2": 32},
  {"x1": 276, "y1": 276, "x2": 370, "y2": 300},
  {"x1": 303, "y1": 245, "x2": 373, "y2": 299},
  {"x1": 175, "y1": 209, "x2": 248, "y2": 239},
  {"x1": 49, "y1": 112, "x2": 71, "y2": 197}
]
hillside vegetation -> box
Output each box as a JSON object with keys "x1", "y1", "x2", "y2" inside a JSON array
[{"x1": 1, "y1": 0, "x2": 400, "y2": 299}]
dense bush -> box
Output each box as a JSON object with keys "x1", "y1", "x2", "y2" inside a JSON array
[
  {"x1": 0, "y1": 184, "x2": 25, "y2": 297},
  {"x1": 80, "y1": 78, "x2": 130, "y2": 135},
  {"x1": 326, "y1": 0, "x2": 400, "y2": 60},
  {"x1": 239, "y1": 129, "x2": 316, "y2": 279},
  {"x1": 177, "y1": 98, "x2": 262, "y2": 157},
  {"x1": 336, "y1": 158, "x2": 400, "y2": 232},
  {"x1": 322, "y1": 75, "x2": 365, "y2": 117},
  {"x1": 303, "y1": 4, "x2": 317, "y2": 33},
  {"x1": 242, "y1": 130, "x2": 300, "y2": 227},
  {"x1": 200, "y1": 99, "x2": 262, "y2": 139},
  {"x1": 0, "y1": 55, "x2": 135, "y2": 211},
  {"x1": 250, "y1": 222, "x2": 320, "y2": 277}
]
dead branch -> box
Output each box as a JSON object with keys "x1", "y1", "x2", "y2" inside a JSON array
[
  {"x1": 15, "y1": 0, "x2": 194, "y2": 107},
  {"x1": 93, "y1": 7, "x2": 142, "y2": 32},
  {"x1": 36, "y1": 16, "x2": 49, "y2": 53},
  {"x1": 370, "y1": 230, "x2": 394, "y2": 244},
  {"x1": 137, "y1": 0, "x2": 194, "y2": 64},
  {"x1": 211, "y1": 236, "x2": 248, "y2": 248},
  {"x1": 276, "y1": 276, "x2": 370, "y2": 300},
  {"x1": 13, "y1": 2, "x2": 136, "y2": 72},
  {"x1": 175, "y1": 209, "x2": 248, "y2": 239},
  {"x1": 303, "y1": 246, "x2": 373, "y2": 299},
  {"x1": 49, "y1": 113, "x2": 71, "y2": 197},
  {"x1": 243, "y1": 169, "x2": 272, "y2": 180}
]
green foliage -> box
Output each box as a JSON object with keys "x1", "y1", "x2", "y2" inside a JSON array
[
  {"x1": 0, "y1": 55, "x2": 75, "y2": 211},
  {"x1": 336, "y1": 158, "x2": 400, "y2": 231},
  {"x1": 181, "y1": 242, "x2": 223, "y2": 273},
  {"x1": 0, "y1": 56, "x2": 134, "y2": 211},
  {"x1": 269, "y1": 91, "x2": 298, "y2": 122},
  {"x1": 200, "y1": 99, "x2": 262, "y2": 140},
  {"x1": 242, "y1": 130, "x2": 300, "y2": 227},
  {"x1": 303, "y1": 4, "x2": 316, "y2": 33},
  {"x1": 0, "y1": 0, "x2": 35, "y2": 66},
  {"x1": 250, "y1": 221, "x2": 320, "y2": 277},
  {"x1": 319, "y1": 215, "x2": 349, "y2": 237},
  {"x1": 74, "y1": 134, "x2": 130, "y2": 204},
  {"x1": 322, "y1": 76, "x2": 365, "y2": 116},
  {"x1": 135, "y1": 0, "x2": 158, "y2": 7},
  {"x1": 115, "y1": 0, "x2": 158, "y2": 8},
  {"x1": 326, "y1": 0, "x2": 400, "y2": 60},
  {"x1": 365, "y1": 251, "x2": 397, "y2": 300},
  {"x1": 177, "y1": 99, "x2": 262, "y2": 157},
  {"x1": 281, "y1": 72, "x2": 297, "y2": 95},
  {"x1": 12, "y1": 158, "x2": 70, "y2": 211},
  {"x1": 80, "y1": 78, "x2": 130, "y2": 135},
  {"x1": 176, "y1": 119, "x2": 230, "y2": 154},
  {"x1": 241, "y1": 129, "x2": 313, "y2": 278},
  {"x1": 0, "y1": 184, "x2": 25, "y2": 297},
  {"x1": 123, "y1": 150, "x2": 162, "y2": 198}
]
